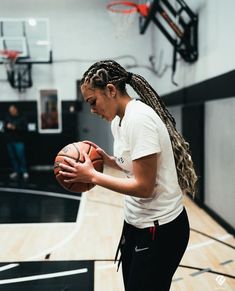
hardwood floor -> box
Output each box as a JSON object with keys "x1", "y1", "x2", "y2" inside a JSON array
[{"x1": 0, "y1": 166, "x2": 234, "y2": 290}]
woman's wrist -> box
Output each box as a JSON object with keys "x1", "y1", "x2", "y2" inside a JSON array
[
  {"x1": 108, "y1": 156, "x2": 122, "y2": 170},
  {"x1": 91, "y1": 169, "x2": 101, "y2": 185}
]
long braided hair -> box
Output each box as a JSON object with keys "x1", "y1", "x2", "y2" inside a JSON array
[{"x1": 81, "y1": 60, "x2": 198, "y2": 196}]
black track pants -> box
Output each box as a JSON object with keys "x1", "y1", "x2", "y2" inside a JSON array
[{"x1": 116, "y1": 208, "x2": 190, "y2": 291}]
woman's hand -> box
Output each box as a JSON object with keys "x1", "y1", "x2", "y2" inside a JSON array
[
  {"x1": 83, "y1": 140, "x2": 122, "y2": 170},
  {"x1": 59, "y1": 151, "x2": 96, "y2": 184}
]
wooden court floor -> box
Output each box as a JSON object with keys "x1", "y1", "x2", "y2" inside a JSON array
[{"x1": 0, "y1": 166, "x2": 234, "y2": 290}]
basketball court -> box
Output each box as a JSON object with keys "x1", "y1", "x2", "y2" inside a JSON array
[{"x1": 0, "y1": 0, "x2": 234, "y2": 290}]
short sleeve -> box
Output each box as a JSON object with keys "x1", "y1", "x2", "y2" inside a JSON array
[{"x1": 124, "y1": 112, "x2": 161, "y2": 160}]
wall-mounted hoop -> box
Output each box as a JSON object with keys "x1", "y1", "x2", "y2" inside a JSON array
[
  {"x1": 0, "y1": 49, "x2": 21, "y2": 59},
  {"x1": 0, "y1": 49, "x2": 32, "y2": 92},
  {"x1": 106, "y1": 1, "x2": 149, "y2": 38},
  {"x1": 0, "y1": 49, "x2": 21, "y2": 74}
]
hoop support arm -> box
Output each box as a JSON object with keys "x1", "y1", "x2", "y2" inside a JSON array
[{"x1": 139, "y1": 0, "x2": 198, "y2": 63}]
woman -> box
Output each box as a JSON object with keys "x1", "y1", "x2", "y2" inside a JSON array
[{"x1": 59, "y1": 60, "x2": 197, "y2": 291}]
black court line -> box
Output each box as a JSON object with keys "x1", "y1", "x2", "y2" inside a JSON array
[
  {"x1": 92, "y1": 259, "x2": 235, "y2": 280},
  {"x1": 180, "y1": 264, "x2": 235, "y2": 279},
  {"x1": 190, "y1": 268, "x2": 211, "y2": 277},
  {"x1": 190, "y1": 228, "x2": 235, "y2": 250},
  {"x1": 220, "y1": 260, "x2": 233, "y2": 265},
  {"x1": 172, "y1": 277, "x2": 183, "y2": 282}
]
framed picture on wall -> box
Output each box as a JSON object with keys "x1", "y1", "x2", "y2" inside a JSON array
[{"x1": 37, "y1": 89, "x2": 62, "y2": 133}]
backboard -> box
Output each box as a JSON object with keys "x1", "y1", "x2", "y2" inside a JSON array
[{"x1": 0, "y1": 18, "x2": 52, "y2": 64}]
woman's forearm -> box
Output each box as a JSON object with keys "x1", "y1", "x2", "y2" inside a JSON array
[{"x1": 91, "y1": 171, "x2": 151, "y2": 198}]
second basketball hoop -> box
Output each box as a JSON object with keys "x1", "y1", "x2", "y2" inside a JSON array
[{"x1": 0, "y1": 49, "x2": 21, "y2": 73}]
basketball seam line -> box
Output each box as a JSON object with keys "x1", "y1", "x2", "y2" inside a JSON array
[
  {"x1": 68, "y1": 142, "x2": 82, "y2": 190},
  {"x1": 72, "y1": 142, "x2": 81, "y2": 162},
  {"x1": 72, "y1": 142, "x2": 93, "y2": 191},
  {"x1": 87, "y1": 143, "x2": 92, "y2": 155}
]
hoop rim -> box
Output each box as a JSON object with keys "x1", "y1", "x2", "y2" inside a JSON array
[
  {"x1": 107, "y1": 1, "x2": 149, "y2": 17},
  {"x1": 0, "y1": 49, "x2": 21, "y2": 60},
  {"x1": 106, "y1": 1, "x2": 139, "y2": 14}
]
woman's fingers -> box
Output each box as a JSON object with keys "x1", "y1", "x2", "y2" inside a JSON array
[
  {"x1": 82, "y1": 140, "x2": 108, "y2": 162},
  {"x1": 64, "y1": 157, "x2": 76, "y2": 166},
  {"x1": 59, "y1": 158, "x2": 76, "y2": 172},
  {"x1": 83, "y1": 150, "x2": 90, "y2": 160},
  {"x1": 59, "y1": 170, "x2": 75, "y2": 177},
  {"x1": 96, "y1": 147, "x2": 104, "y2": 155},
  {"x1": 59, "y1": 152, "x2": 94, "y2": 184},
  {"x1": 83, "y1": 140, "x2": 98, "y2": 149}
]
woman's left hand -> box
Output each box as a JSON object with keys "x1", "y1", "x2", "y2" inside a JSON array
[{"x1": 59, "y1": 151, "x2": 96, "y2": 184}]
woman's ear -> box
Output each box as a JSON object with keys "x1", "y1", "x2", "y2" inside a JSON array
[{"x1": 106, "y1": 83, "x2": 117, "y2": 98}]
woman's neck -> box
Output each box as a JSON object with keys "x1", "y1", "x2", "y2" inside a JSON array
[{"x1": 116, "y1": 94, "x2": 132, "y2": 119}]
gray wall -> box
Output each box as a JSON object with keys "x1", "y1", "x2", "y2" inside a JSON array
[
  {"x1": 78, "y1": 102, "x2": 113, "y2": 154},
  {"x1": 168, "y1": 105, "x2": 182, "y2": 134},
  {"x1": 204, "y1": 97, "x2": 235, "y2": 228}
]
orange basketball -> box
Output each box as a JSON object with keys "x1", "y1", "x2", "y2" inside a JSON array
[{"x1": 54, "y1": 141, "x2": 103, "y2": 193}]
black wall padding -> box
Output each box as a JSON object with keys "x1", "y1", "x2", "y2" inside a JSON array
[
  {"x1": 162, "y1": 69, "x2": 235, "y2": 106},
  {"x1": 182, "y1": 103, "x2": 204, "y2": 204}
]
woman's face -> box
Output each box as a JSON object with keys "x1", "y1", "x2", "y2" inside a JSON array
[{"x1": 81, "y1": 83, "x2": 118, "y2": 122}]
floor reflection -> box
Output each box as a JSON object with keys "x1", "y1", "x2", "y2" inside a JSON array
[{"x1": 0, "y1": 170, "x2": 81, "y2": 223}]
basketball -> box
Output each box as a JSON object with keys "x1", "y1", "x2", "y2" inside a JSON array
[{"x1": 54, "y1": 141, "x2": 104, "y2": 193}]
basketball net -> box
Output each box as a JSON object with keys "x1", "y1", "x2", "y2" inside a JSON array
[
  {"x1": 107, "y1": 2, "x2": 140, "y2": 39},
  {"x1": 0, "y1": 50, "x2": 20, "y2": 74}
]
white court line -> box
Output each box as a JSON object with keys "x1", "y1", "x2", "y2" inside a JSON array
[
  {"x1": 0, "y1": 264, "x2": 19, "y2": 272},
  {"x1": 0, "y1": 189, "x2": 87, "y2": 274},
  {"x1": 0, "y1": 268, "x2": 88, "y2": 285},
  {"x1": 0, "y1": 187, "x2": 81, "y2": 201},
  {"x1": 187, "y1": 234, "x2": 232, "y2": 251},
  {"x1": 27, "y1": 193, "x2": 87, "y2": 260}
]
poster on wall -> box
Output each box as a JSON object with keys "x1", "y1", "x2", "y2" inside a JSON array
[{"x1": 37, "y1": 89, "x2": 62, "y2": 133}]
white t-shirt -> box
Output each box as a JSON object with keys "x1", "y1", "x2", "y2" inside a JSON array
[{"x1": 111, "y1": 99, "x2": 183, "y2": 228}]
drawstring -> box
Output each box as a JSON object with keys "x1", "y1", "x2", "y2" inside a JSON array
[
  {"x1": 150, "y1": 220, "x2": 159, "y2": 240},
  {"x1": 149, "y1": 226, "x2": 156, "y2": 240},
  {"x1": 114, "y1": 224, "x2": 126, "y2": 271},
  {"x1": 115, "y1": 220, "x2": 159, "y2": 271}
]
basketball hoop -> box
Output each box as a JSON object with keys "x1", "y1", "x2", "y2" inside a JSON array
[
  {"x1": 0, "y1": 49, "x2": 32, "y2": 92},
  {"x1": 0, "y1": 49, "x2": 21, "y2": 73},
  {"x1": 106, "y1": 1, "x2": 150, "y2": 38}
]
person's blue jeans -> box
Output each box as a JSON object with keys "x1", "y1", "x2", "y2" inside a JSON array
[{"x1": 7, "y1": 142, "x2": 27, "y2": 174}]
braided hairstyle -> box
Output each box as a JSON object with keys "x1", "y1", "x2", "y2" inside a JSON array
[{"x1": 81, "y1": 60, "x2": 198, "y2": 196}]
